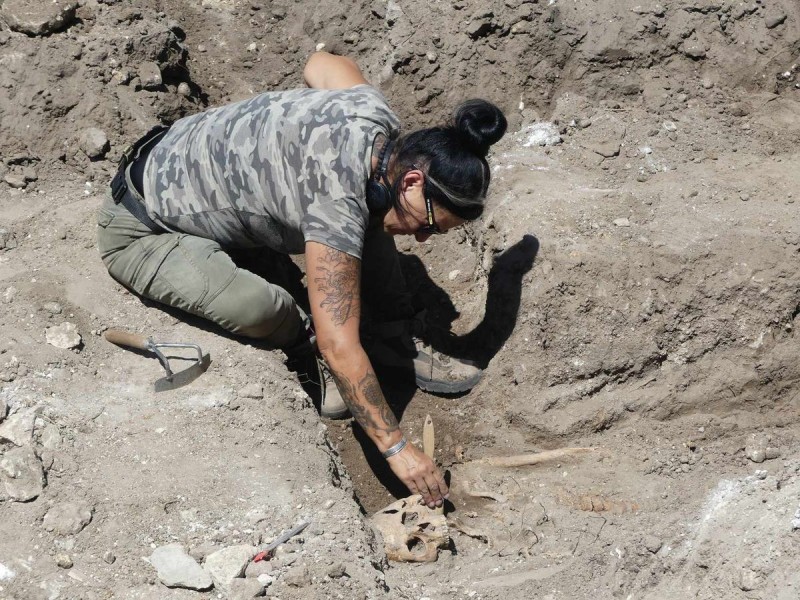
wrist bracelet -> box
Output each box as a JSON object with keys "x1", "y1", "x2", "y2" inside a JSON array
[{"x1": 382, "y1": 437, "x2": 407, "y2": 459}]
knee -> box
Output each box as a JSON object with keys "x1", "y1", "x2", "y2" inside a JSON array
[{"x1": 208, "y1": 278, "x2": 301, "y2": 345}]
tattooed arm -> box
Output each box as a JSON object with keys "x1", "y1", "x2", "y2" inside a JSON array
[{"x1": 305, "y1": 241, "x2": 448, "y2": 507}]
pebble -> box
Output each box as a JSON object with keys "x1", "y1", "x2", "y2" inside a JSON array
[
  {"x1": 79, "y1": 128, "x2": 109, "y2": 160},
  {"x1": 228, "y1": 577, "x2": 265, "y2": 599},
  {"x1": 662, "y1": 121, "x2": 677, "y2": 132},
  {"x1": 55, "y1": 554, "x2": 73, "y2": 569},
  {"x1": 244, "y1": 559, "x2": 272, "y2": 578},
  {"x1": 3, "y1": 286, "x2": 18, "y2": 303},
  {"x1": 4, "y1": 173, "x2": 27, "y2": 189},
  {"x1": 739, "y1": 192, "x2": 750, "y2": 202},
  {"x1": 643, "y1": 536, "x2": 662, "y2": 554},
  {"x1": 327, "y1": 562, "x2": 347, "y2": 578},
  {"x1": 0, "y1": 406, "x2": 39, "y2": 446},
  {"x1": 589, "y1": 141, "x2": 621, "y2": 158},
  {"x1": 754, "y1": 470, "x2": 768, "y2": 480},
  {"x1": 283, "y1": 564, "x2": 311, "y2": 587},
  {"x1": 613, "y1": 218, "x2": 631, "y2": 227},
  {"x1": 683, "y1": 44, "x2": 706, "y2": 59},
  {"x1": 204, "y1": 545, "x2": 257, "y2": 593},
  {"x1": 256, "y1": 574, "x2": 274, "y2": 587},
  {"x1": 40, "y1": 424, "x2": 62, "y2": 450},
  {"x1": 0, "y1": 0, "x2": 78, "y2": 36},
  {"x1": 138, "y1": 61, "x2": 163, "y2": 90},
  {"x1": 43, "y1": 501, "x2": 94, "y2": 535},
  {"x1": 45, "y1": 322, "x2": 82, "y2": 350},
  {"x1": 149, "y1": 544, "x2": 213, "y2": 591},
  {"x1": 738, "y1": 568, "x2": 762, "y2": 591},
  {"x1": 177, "y1": 82, "x2": 192, "y2": 97},
  {"x1": 0, "y1": 398, "x2": 6, "y2": 423},
  {"x1": 0, "y1": 446, "x2": 45, "y2": 501},
  {"x1": 42, "y1": 301, "x2": 63, "y2": 315},
  {"x1": 764, "y1": 12, "x2": 787, "y2": 29},
  {"x1": 103, "y1": 550, "x2": 116, "y2": 564}
]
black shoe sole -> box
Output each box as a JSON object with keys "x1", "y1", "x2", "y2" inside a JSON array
[{"x1": 415, "y1": 370, "x2": 483, "y2": 394}]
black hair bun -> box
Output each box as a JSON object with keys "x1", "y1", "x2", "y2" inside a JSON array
[{"x1": 453, "y1": 99, "x2": 508, "y2": 157}]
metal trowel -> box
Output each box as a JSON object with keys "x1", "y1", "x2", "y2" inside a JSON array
[{"x1": 104, "y1": 329, "x2": 211, "y2": 392}]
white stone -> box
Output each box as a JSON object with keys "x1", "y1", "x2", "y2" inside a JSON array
[
  {"x1": 0, "y1": 406, "x2": 39, "y2": 446},
  {"x1": 0, "y1": 446, "x2": 45, "y2": 501},
  {"x1": 522, "y1": 122, "x2": 561, "y2": 147},
  {"x1": 43, "y1": 502, "x2": 94, "y2": 535},
  {"x1": 613, "y1": 218, "x2": 631, "y2": 227},
  {"x1": 204, "y1": 545, "x2": 257, "y2": 593},
  {"x1": 150, "y1": 544, "x2": 213, "y2": 590},
  {"x1": 46, "y1": 322, "x2": 82, "y2": 350},
  {"x1": 0, "y1": 561, "x2": 15, "y2": 581},
  {"x1": 40, "y1": 423, "x2": 62, "y2": 450},
  {"x1": 79, "y1": 128, "x2": 109, "y2": 160}
]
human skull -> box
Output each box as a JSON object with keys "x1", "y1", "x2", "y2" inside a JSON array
[{"x1": 369, "y1": 495, "x2": 449, "y2": 562}]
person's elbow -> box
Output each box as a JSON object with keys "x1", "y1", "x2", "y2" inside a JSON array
[{"x1": 316, "y1": 331, "x2": 361, "y2": 368}]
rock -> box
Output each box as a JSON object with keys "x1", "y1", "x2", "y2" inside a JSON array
[
  {"x1": 765, "y1": 13, "x2": 786, "y2": 29},
  {"x1": 256, "y1": 574, "x2": 274, "y2": 587},
  {"x1": 79, "y1": 128, "x2": 109, "y2": 160},
  {"x1": 466, "y1": 17, "x2": 493, "y2": 40},
  {"x1": 643, "y1": 536, "x2": 662, "y2": 554},
  {"x1": 22, "y1": 166, "x2": 37, "y2": 182},
  {"x1": 203, "y1": 545, "x2": 257, "y2": 593},
  {"x1": 177, "y1": 82, "x2": 192, "y2": 97},
  {"x1": 244, "y1": 560, "x2": 273, "y2": 579},
  {"x1": 42, "y1": 302, "x2": 63, "y2": 315},
  {"x1": 103, "y1": 550, "x2": 116, "y2": 564},
  {"x1": 4, "y1": 173, "x2": 27, "y2": 189},
  {"x1": 0, "y1": 229, "x2": 18, "y2": 250},
  {"x1": 138, "y1": 62, "x2": 163, "y2": 90},
  {"x1": 326, "y1": 562, "x2": 347, "y2": 578},
  {"x1": 588, "y1": 141, "x2": 621, "y2": 158},
  {"x1": 522, "y1": 123, "x2": 561, "y2": 147},
  {"x1": 738, "y1": 568, "x2": 762, "y2": 591},
  {"x1": 3, "y1": 287, "x2": 18, "y2": 303},
  {"x1": 238, "y1": 383, "x2": 264, "y2": 399},
  {"x1": 283, "y1": 564, "x2": 311, "y2": 587},
  {"x1": 683, "y1": 44, "x2": 706, "y2": 59},
  {"x1": 46, "y1": 322, "x2": 82, "y2": 350},
  {"x1": 0, "y1": 0, "x2": 78, "y2": 36},
  {"x1": 149, "y1": 544, "x2": 213, "y2": 591},
  {"x1": 39, "y1": 424, "x2": 62, "y2": 450},
  {"x1": 55, "y1": 554, "x2": 73, "y2": 569},
  {"x1": 745, "y1": 434, "x2": 777, "y2": 463},
  {"x1": 228, "y1": 577, "x2": 265, "y2": 599},
  {"x1": 0, "y1": 399, "x2": 7, "y2": 423},
  {"x1": 0, "y1": 447, "x2": 45, "y2": 501},
  {"x1": 0, "y1": 406, "x2": 39, "y2": 446},
  {"x1": 613, "y1": 218, "x2": 631, "y2": 227},
  {"x1": 43, "y1": 501, "x2": 94, "y2": 535}
]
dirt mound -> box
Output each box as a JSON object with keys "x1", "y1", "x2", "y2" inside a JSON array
[{"x1": 0, "y1": 1, "x2": 799, "y2": 599}]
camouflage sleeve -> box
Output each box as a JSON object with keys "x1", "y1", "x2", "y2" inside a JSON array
[{"x1": 302, "y1": 194, "x2": 369, "y2": 259}]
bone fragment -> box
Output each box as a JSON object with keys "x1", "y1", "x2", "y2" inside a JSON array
[{"x1": 469, "y1": 447, "x2": 596, "y2": 468}]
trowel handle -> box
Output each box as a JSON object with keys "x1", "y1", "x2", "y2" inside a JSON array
[{"x1": 105, "y1": 329, "x2": 151, "y2": 352}]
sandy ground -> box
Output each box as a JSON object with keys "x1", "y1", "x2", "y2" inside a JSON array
[{"x1": 1, "y1": 1, "x2": 799, "y2": 599}]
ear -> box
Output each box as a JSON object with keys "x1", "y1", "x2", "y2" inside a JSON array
[{"x1": 398, "y1": 168, "x2": 425, "y2": 197}]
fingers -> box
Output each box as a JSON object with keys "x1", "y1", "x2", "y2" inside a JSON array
[{"x1": 386, "y1": 443, "x2": 449, "y2": 508}]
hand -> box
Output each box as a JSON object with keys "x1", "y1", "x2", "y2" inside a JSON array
[{"x1": 386, "y1": 442, "x2": 449, "y2": 508}]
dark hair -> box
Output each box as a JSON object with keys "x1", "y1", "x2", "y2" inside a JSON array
[{"x1": 391, "y1": 99, "x2": 507, "y2": 220}]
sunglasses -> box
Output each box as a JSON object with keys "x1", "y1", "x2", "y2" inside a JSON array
[{"x1": 412, "y1": 164, "x2": 442, "y2": 235}]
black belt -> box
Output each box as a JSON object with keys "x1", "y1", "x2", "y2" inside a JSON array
[{"x1": 110, "y1": 125, "x2": 170, "y2": 233}]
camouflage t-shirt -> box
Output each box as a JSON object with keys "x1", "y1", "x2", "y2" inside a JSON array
[{"x1": 141, "y1": 84, "x2": 401, "y2": 258}]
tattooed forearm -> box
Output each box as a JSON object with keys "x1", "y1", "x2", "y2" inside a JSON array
[
  {"x1": 312, "y1": 247, "x2": 360, "y2": 326},
  {"x1": 329, "y1": 366, "x2": 399, "y2": 435}
]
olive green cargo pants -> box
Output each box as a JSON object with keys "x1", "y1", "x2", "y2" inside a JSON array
[{"x1": 96, "y1": 195, "x2": 412, "y2": 349}]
